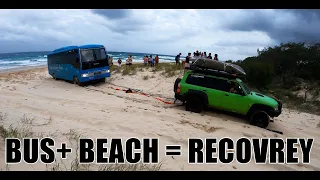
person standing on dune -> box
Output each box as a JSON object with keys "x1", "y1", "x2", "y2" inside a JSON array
[
  {"x1": 175, "y1": 53, "x2": 181, "y2": 67},
  {"x1": 155, "y1": 55, "x2": 159, "y2": 67},
  {"x1": 207, "y1": 53, "x2": 212, "y2": 59},
  {"x1": 148, "y1": 55, "x2": 153, "y2": 66},
  {"x1": 109, "y1": 56, "x2": 114, "y2": 66},
  {"x1": 128, "y1": 55, "x2": 133, "y2": 66},
  {"x1": 214, "y1": 54, "x2": 219, "y2": 61},
  {"x1": 194, "y1": 50, "x2": 200, "y2": 58},
  {"x1": 203, "y1": 52, "x2": 207, "y2": 58},
  {"x1": 184, "y1": 52, "x2": 192, "y2": 72},
  {"x1": 117, "y1": 58, "x2": 122, "y2": 68},
  {"x1": 143, "y1": 56, "x2": 148, "y2": 66}
]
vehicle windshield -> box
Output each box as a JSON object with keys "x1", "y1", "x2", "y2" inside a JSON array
[
  {"x1": 80, "y1": 48, "x2": 107, "y2": 62},
  {"x1": 240, "y1": 82, "x2": 251, "y2": 94}
]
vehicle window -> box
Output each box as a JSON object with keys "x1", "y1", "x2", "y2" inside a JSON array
[
  {"x1": 81, "y1": 49, "x2": 95, "y2": 62},
  {"x1": 203, "y1": 76, "x2": 229, "y2": 91},
  {"x1": 241, "y1": 82, "x2": 250, "y2": 94},
  {"x1": 47, "y1": 55, "x2": 53, "y2": 65},
  {"x1": 55, "y1": 53, "x2": 62, "y2": 64},
  {"x1": 61, "y1": 52, "x2": 69, "y2": 64},
  {"x1": 94, "y1": 48, "x2": 107, "y2": 60},
  {"x1": 67, "y1": 49, "x2": 79, "y2": 68},
  {"x1": 48, "y1": 49, "x2": 79, "y2": 66},
  {"x1": 226, "y1": 81, "x2": 245, "y2": 95},
  {"x1": 186, "y1": 74, "x2": 206, "y2": 87}
]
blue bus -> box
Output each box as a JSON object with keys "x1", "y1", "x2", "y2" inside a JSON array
[{"x1": 47, "y1": 44, "x2": 110, "y2": 86}]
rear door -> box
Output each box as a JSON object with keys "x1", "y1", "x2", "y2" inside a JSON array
[
  {"x1": 183, "y1": 74, "x2": 225, "y2": 109},
  {"x1": 201, "y1": 76, "x2": 230, "y2": 110}
]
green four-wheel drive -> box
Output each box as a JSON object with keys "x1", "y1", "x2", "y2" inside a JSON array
[{"x1": 173, "y1": 70, "x2": 282, "y2": 128}]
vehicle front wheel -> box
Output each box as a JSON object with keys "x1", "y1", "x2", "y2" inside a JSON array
[
  {"x1": 100, "y1": 78, "x2": 106, "y2": 83},
  {"x1": 73, "y1": 76, "x2": 83, "y2": 86},
  {"x1": 52, "y1": 73, "x2": 57, "y2": 80},
  {"x1": 185, "y1": 96, "x2": 203, "y2": 113},
  {"x1": 249, "y1": 110, "x2": 270, "y2": 128}
]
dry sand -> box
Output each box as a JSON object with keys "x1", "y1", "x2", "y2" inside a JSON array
[{"x1": 0, "y1": 65, "x2": 320, "y2": 171}]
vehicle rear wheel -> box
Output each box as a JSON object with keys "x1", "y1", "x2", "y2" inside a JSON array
[
  {"x1": 174, "y1": 78, "x2": 181, "y2": 93},
  {"x1": 52, "y1": 73, "x2": 57, "y2": 80},
  {"x1": 73, "y1": 76, "x2": 83, "y2": 86},
  {"x1": 185, "y1": 96, "x2": 203, "y2": 113},
  {"x1": 249, "y1": 110, "x2": 270, "y2": 128}
]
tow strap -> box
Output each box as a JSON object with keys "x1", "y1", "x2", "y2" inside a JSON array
[{"x1": 107, "y1": 86, "x2": 175, "y2": 105}]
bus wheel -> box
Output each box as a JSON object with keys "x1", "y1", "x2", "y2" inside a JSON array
[
  {"x1": 73, "y1": 76, "x2": 82, "y2": 86},
  {"x1": 100, "y1": 78, "x2": 106, "y2": 83},
  {"x1": 52, "y1": 74, "x2": 57, "y2": 80}
]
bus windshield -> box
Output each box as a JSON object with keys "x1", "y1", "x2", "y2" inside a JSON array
[{"x1": 80, "y1": 48, "x2": 107, "y2": 62}]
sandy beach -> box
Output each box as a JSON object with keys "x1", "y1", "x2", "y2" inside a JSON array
[{"x1": 0, "y1": 64, "x2": 320, "y2": 171}]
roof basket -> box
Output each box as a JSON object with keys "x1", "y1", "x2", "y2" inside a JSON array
[{"x1": 189, "y1": 58, "x2": 246, "y2": 79}]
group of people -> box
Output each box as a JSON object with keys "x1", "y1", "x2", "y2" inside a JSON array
[
  {"x1": 192, "y1": 50, "x2": 219, "y2": 60},
  {"x1": 109, "y1": 55, "x2": 133, "y2": 68},
  {"x1": 175, "y1": 50, "x2": 219, "y2": 69},
  {"x1": 143, "y1": 55, "x2": 159, "y2": 67},
  {"x1": 109, "y1": 54, "x2": 160, "y2": 68},
  {"x1": 109, "y1": 50, "x2": 219, "y2": 69}
]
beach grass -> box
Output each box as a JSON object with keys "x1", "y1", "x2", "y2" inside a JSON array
[{"x1": 110, "y1": 62, "x2": 184, "y2": 77}]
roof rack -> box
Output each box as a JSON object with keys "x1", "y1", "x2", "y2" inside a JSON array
[{"x1": 189, "y1": 64, "x2": 246, "y2": 79}]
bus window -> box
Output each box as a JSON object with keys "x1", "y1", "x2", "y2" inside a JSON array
[
  {"x1": 81, "y1": 50, "x2": 95, "y2": 62},
  {"x1": 94, "y1": 48, "x2": 107, "y2": 61}
]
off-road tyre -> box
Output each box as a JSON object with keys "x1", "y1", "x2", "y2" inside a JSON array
[
  {"x1": 174, "y1": 78, "x2": 181, "y2": 93},
  {"x1": 249, "y1": 110, "x2": 270, "y2": 128},
  {"x1": 185, "y1": 96, "x2": 203, "y2": 113}
]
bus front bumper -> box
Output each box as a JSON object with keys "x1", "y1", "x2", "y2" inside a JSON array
[{"x1": 79, "y1": 71, "x2": 110, "y2": 82}]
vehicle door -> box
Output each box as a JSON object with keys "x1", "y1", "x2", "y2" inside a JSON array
[
  {"x1": 202, "y1": 76, "x2": 230, "y2": 110},
  {"x1": 220, "y1": 81, "x2": 251, "y2": 115},
  {"x1": 184, "y1": 74, "x2": 220, "y2": 108}
]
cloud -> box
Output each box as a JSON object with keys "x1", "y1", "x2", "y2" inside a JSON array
[
  {"x1": 0, "y1": 9, "x2": 319, "y2": 60},
  {"x1": 221, "y1": 9, "x2": 320, "y2": 44},
  {"x1": 91, "y1": 9, "x2": 131, "y2": 20}
]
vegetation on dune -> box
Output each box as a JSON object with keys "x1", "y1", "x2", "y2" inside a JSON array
[
  {"x1": 226, "y1": 42, "x2": 320, "y2": 114},
  {"x1": 110, "y1": 62, "x2": 183, "y2": 77},
  {"x1": 228, "y1": 42, "x2": 320, "y2": 88}
]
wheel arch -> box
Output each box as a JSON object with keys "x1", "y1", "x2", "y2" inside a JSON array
[
  {"x1": 247, "y1": 104, "x2": 274, "y2": 117},
  {"x1": 185, "y1": 89, "x2": 209, "y2": 106}
]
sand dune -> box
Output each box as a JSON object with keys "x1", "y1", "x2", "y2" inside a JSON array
[{"x1": 0, "y1": 65, "x2": 320, "y2": 171}]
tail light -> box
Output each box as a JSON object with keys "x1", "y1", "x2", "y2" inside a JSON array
[{"x1": 177, "y1": 83, "x2": 181, "y2": 93}]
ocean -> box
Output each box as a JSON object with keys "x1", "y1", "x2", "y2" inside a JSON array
[{"x1": 0, "y1": 51, "x2": 178, "y2": 71}]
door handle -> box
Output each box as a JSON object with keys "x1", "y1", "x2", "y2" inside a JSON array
[{"x1": 225, "y1": 94, "x2": 229, "y2": 96}]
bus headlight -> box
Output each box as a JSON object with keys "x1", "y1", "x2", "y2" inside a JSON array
[
  {"x1": 103, "y1": 70, "x2": 110, "y2": 73},
  {"x1": 82, "y1": 73, "x2": 89, "y2": 77}
]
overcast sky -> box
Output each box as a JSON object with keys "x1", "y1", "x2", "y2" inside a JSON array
[{"x1": 1, "y1": 9, "x2": 320, "y2": 60}]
